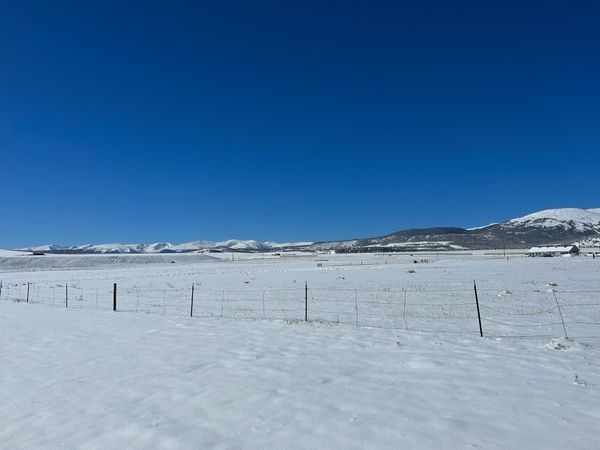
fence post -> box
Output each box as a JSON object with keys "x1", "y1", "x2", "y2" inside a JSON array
[
  {"x1": 402, "y1": 288, "x2": 409, "y2": 331},
  {"x1": 26, "y1": 282, "x2": 30, "y2": 303},
  {"x1": 551, "y1": 290, "x2": 569, "y2": 339},
  {"x1": 113, "y1": 283, "x2": 117, "y2": 311},
  {"x1": 190, "y1": 283, "x2": 194, "y2": 317},
  {"x1": 220, "y1": 290, "x2": 224, "y2": 318},
  {"x1": 65, "y1": 284, "x2": 68, "y2": 308},
  {"x1": 354, "y1": 288, "x2": 359, "y2": 326},
  {"x1": 304, "y1": 282, "x2": 308, "y2": 322},
  {"x1": 473, "y1": 281, "x2": 483, "y2": 337}
]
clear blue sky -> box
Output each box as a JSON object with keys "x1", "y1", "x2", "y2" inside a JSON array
[{"x1": 1, "y1": 1, "x2": 599, "y2": 248}]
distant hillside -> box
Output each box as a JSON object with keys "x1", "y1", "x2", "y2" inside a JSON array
[
  {"x1": 305, "y1": 208, "x2": 600, "y2": 252},
  {"x1": 14, "y1": 208, "x2": 600, "y2": 254}
]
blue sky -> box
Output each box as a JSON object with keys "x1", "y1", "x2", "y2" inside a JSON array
[{"x1": 1, "y1": 1, "x2": 599, "y2": 247}]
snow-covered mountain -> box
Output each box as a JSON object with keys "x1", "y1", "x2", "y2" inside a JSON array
[
  {"x1": 506, "y1": 208, "x2": 600, "y2": 232},
  {"x1": 15, "y1": 208, "x2": 600, "y2": 254},
  {"x1": 20, "y1": 240, "x2": 313, "y2": 254},
  {"x1": 306, "y1": 208, "x2": 600, "y2": 252}
]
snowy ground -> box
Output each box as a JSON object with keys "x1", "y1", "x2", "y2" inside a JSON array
[
  {"x1": 1, "y1": 252, "x2": 600, "y2": 448},
  {"x1": 1, "y1": 251, "x2": 599, "y2": 339}
]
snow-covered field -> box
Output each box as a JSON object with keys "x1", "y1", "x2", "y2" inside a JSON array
[
  {"x1": 1, "y1": 251, "x2": 599, "y2": 339},
  {"x1": 1, "y1": 252, "x2": 599, "y2": 448}
]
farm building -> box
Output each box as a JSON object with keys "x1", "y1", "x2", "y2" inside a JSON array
[{"x1": 527, "y1": 245, "x2": 579, "y2": 257}]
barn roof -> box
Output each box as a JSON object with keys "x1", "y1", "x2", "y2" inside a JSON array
[{"x1": 528, "y1": 245, "x2": 578, "y2": 253}]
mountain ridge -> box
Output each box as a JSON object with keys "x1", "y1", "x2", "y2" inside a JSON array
[{"x1": 14, "y1": 208, "x2": 600, "y2": 254}]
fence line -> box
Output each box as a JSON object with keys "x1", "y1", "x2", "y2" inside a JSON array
[{"x1": 1, "y1": 279, "x2": 599, "y2": 340}]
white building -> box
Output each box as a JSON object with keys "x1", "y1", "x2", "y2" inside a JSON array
[{"x1": 527, "y1": 245, "x2": 579, "y2": 257}]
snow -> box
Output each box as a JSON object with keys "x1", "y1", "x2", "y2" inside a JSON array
[
  {"x1": 577, "y1": 237, "x2": 600, "y2": 248},
  {"x1": 1, "y1": 252, "x2": 600, "y2": 448},
  {"x1": 466, "y1": 222, "x2": 499, "y2": 230},
  {"x1": 368, "y1": 241, "x2": 467, "y2": 250},
  {"x1": 1, "y1": 302, "x2": 599, "y2": 449},
  {"x1": 0, "y1": 248, "x2": 29, "y2": 256},
  {"x1": 14, "y1": 207, "x2": 600, "y2": 257},
  {"x1": 0, "y1": 253, "x2": 216, "y2": 271},
  {"x1": 512, "y1": 208, "x2": 600, "y2": 224},
  {"x1": 528, "y1": 246, "x2": 577, "y2": 254},
  {"x1": 19, "y1": 239, "x2": 313, "y2": 254},
  {"x1": 265, "y1": 241, "x2": 314, "y2": 248},
  {"x1": 509, "y1": 208, "x2": 600, "y2": 231}
]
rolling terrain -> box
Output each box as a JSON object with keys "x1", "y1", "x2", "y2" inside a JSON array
[{"x1": 13, "y1": 208, "x2": 600, "y2": 254}]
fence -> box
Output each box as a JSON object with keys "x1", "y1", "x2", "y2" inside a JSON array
[{"x1": 1, "y1": 279, "x2": 599, "y2": 340}]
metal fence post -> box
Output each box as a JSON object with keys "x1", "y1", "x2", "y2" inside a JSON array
[
  {"x1": 304, "y1": 282, "x2": 308, "y2": 322},
  {"x1": 473, "y1": 281, "x2": 483, "y2": 337},
  {"x1": 190, "y1": 283, "x2": 194, "y2": 317}
]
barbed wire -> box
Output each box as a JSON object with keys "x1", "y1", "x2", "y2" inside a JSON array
[{"x1": 2, "y1": 279, "x2": 599, "y2": 339}]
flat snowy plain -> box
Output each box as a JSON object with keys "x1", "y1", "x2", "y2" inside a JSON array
[{"x1": 1, "y1": 251, "x2": 599, "y2": 449}]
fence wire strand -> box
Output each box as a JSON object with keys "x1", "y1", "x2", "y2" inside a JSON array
[{"x1": 2, "y1": 280, "x2": 599, "y2": 340}]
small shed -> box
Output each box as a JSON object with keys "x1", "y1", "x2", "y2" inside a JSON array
[{"x1": 527, "y1": 245, "x2": 579, "y2": 257}]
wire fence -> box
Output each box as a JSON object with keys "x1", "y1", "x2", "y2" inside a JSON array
[{"x1": 1, "y1": 279, "x2": 599, "y2": 340}]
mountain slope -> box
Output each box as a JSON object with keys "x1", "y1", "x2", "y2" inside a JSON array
[
  {"x1": 15, "y1": 208, "x2": 600, "y2": 254},
  {"x1": 19, "y1": 240, "x2": 313, "y2": 254},
  {"x1": 506, "y1": 208, "x2": 600, "y2": 231},
  {"x1": 308, "y1": 208, "x2": 600, "y2": 252}
]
